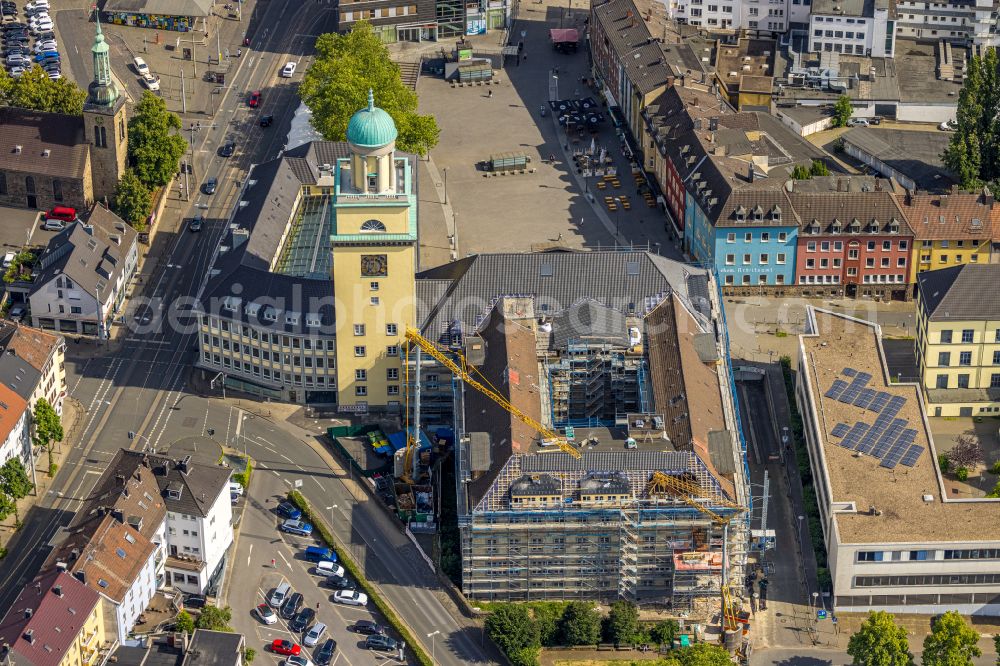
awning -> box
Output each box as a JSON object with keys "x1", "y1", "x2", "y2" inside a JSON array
[{"x1": 549, "y1": 28, "x2": 579, "y2": 43}]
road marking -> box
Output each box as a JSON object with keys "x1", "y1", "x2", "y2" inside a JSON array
[
  {"x1": 247, "y1": 542, "x2": 253, "y2": 567},
  {"x1": 313, "y1": 478, "x2": 326, "y2": 491},
  {"x1": 271, "y1": 470, "x2": 280, "y2": 477},
  {"x1": 277, "y1": 550, "x2": 290, "y2": 568},
  {"x1": 280, "y1": 453, "x2": 292, "y2": 463}
]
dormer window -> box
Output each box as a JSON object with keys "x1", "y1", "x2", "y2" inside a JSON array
[
  {"x1": 306, "y1": 313, "x2": 322, "y2": 327},
  {"x1": 831, "y1": 219, "x2": 842, "y2": 234},
  {"x1": 360, "y1": 219, "x2": 386, "y2": 233},
  {"x1": 752, "y1": 205, "x2": 764, "y2": 221},
  {"x1": 771, "y1": 205, "x2": 781, "y2": 222},
  {"x1": 849, "y1": 218, "x2": 861, "y2": 233},
  {"x1": 262, "y1": 307, "x2": 278, "y2": 322},
  {"x1": 222, "y1": 296, "x2": 241, "y2": 312},
  {"x1": 734, "y1": 205, "x2": 747, "y2": 222},
  {"x1": 285, "y1": 312, "x2": 300, "y2": 326},
  {"x1": 245, "y1": 302, "x2": 261, "y2": 317},
  {"x1": 869, "y1": 219, "x2": 880, "y2": 234},
  {"x1": 888, "y1": 218, "x2": 900, "y2": 234},
  {"x1": 808, "y1": 220, "x2": 820, "y2": 235}
]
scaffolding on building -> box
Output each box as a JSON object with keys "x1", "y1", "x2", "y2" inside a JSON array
[{"x1": 546, "y1": 342, "x2": 647, "y2": 427}]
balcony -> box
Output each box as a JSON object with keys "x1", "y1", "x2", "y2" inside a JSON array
[{"x1": 166, "y1": 553, "x2": 207, "y2": 572}]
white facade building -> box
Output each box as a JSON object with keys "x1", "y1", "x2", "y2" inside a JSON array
[
  {"x1": 667, "y1": 0, "x2": 806, "y2": 32},
  {"x1": 0, "y1": 391, "x2": 31, "y2": 472},
  {"x1": 796, "y1": 308, "x2": 1000, "y2": 616},
  {"x1": 808, "y1": 0, "x2": 895, "y2": 56}
]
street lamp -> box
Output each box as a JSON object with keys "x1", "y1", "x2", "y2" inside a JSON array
[
  {"x1": 552, "y1": 72, "x2": 560, "y2": 99},
  {"x1": 426, "y1": 631, "x2": 440, "y2": 661},
  {"x1": 442, "y1": 167, "x2": 449, "y2": 205}
]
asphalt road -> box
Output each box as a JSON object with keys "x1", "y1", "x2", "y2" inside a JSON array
[{"x1": 0, "y1": 0, "x2": 499, "y2": 663}]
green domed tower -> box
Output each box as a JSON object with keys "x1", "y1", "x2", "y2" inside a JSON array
[
  {"x1": 83, "y1": 14, "x2": 127, "y2": 203},
  {"x1": 346, "y1": 90, "x2": 399, "y2": 194}
]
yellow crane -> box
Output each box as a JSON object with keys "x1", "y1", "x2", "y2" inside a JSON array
[
  {"x1": 645, "y1": 471, "x2": 747, "y2": 525},
  {"x1": 402, "y1": 327, "x2": 581, "y2": 478}
]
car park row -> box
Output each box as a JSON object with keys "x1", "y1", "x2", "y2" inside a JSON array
[{"x1": 3, "y1": 0, "x2": 61, "y2": 79}]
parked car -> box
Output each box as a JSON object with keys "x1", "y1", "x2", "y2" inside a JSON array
[
  {"x1": 42, "y1": 219, "x2": 65, "y2": 231},
  {"x1": 219, "y1": 141, "x2": 235, "y2": 157},
  {"x1": 939, "y1": 119, "x2": 958, "y2": 131},
  {"x1": 332, "y1": 590, "x2": 367, "y2": 606},
  {"x1": 277, "y1": 501, "x2": 301, "y2": 520},
  {"x1": 351, "y1": 620, "x2": 385, "y2": 636},
  {"x1": 280, "y1": 519, "x2": 313, "y2": 536},
  {"x1": 303, "y1": 546, "x2": 333, "y2": 562},
  {"x1": 315, "y1": 639, "x2": 336, "y2": 666},
  {"x1": 289, "y1": 607, "x2": 315, "y2": 633},
  {"x1": 32, "y1": 40, "x2": 56, "y2": 52},
  {"x1": 183, "y1": 594, "x2": 207, "y2": 610},
  {"x1": 315, "y1": 561, "x2": 344, "y2": 578},
  {"x1": 44, "y1": 206, "x2": 76, "y2": 222},
  {"x1": 279, "y1": 591, "x2": 303, "y2": 620},
  {"x1": 228, "y1": 481, "x2": 244, "y2": 496},
  {"x1": 254, "y1": 603, "x2": 278, "y2": 625},
  {"x1": 248, "y1": 90, "x2": 261, "y2": 107},
  {"x1": 270, "y1": 640, "x2": 300, "y2": 657},
  {"x1": 364, "y1": 634, "x2": 397, "y2": 652},
  {"x1": 9, "y1": 305, "x2": 25, "y2": 322},
  {"x1": 202, "y1": 177, "x2": 217, "y2": 195},
  {"x1": 303, "y1": 623, "x2": 326, "y2": 648},
  {"x1": 285, "y1": 656, "x2": 312, "y2": 666},
  {"x1": 132, "y1": 56, "x2": 149, "y2": 75},
  {"x1": 259, "y1": 114, "x2": 273, "y2": 127},
  {"x1": 323, "y1": 574, "x2": 355, "y2": 591},
  {"x1": 187, "y1": 214, "x2": 203, "y2": 232},
  {"x1": 869, "y1": 115, "x2": 883, "y2": 125},
  {"x1": 268, "y1": 581, "x2": 291, "y2": 608},
  {"x1": 846, "y1": 118, "x2": 869, "y2": 127},
  {"x1": 280, "y1": 61, "x2": 296, "y2": 77}
]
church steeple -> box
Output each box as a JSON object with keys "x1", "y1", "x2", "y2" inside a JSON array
[{"x1": 87, "y1": 14, "x2": 119, "y2": 107}]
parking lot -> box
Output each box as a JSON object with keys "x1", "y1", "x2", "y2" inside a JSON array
[{"x1": 228, "y1": 466, "x2": 411, "y2": 665}]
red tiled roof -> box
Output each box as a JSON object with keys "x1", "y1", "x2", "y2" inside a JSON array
[
  {"x1": 0, "y1": 570, "x2": 101, "y2": 666},
  {"x1": 894, "y1": 190, "x2": 997, "y2": 240},
  {"x1": 0, "y1": 323, "x2": 61, "y2": 374},
  {"x1": 0, "y1": 383, "x2": 28, "y2": 445}
]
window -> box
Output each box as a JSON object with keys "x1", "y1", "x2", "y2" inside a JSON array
[
  {"x1": 821, "y1": 241, "x2": 830, "y2": 252},
  {"x1": 899, "y1": 240, "x2": 908, "y2": 250},
  {"x1": 806, "y1": 258, "x2": 815, "y2": 268},
  {"x1": 938, "y1": 352, "x2": 951, "y2": 366},
  {"x1": 355, "y1": 385, "x2": 367, "y2": 396},
  {"x1": 993, "y1": 351, "x2": 1000, "y2": 365},
  {"x1": 727, "y1": 233, "x2": 736, "y2": 243},
  {"x1": 370, "y1": 281, "x2": 380, "y2": 291},
  {"x1": 857, "y1": 551, "x2": 884, "y2": 562},
  {"x1": 387, "y1": 368, "x2": 399, "y2": 380},
  {"x1": 354, "y1": 346, "x2": 366, "y2": 357},
  {"x1": 71, "y1": 306, "x2": 82, "y2": 314},
  {"x1": 777, "y1": 253, "x2": 786, "y2": 264},
  {"x1": 761, "y1": 232, "x2": 770, "y2": 242},
  {"x1": 959, "y1": 351, "x2": 972, "y2": 366},
  {"x1": 881, "y1": 257, "x2": 890, "y2": 267},
  {"x1": 725, "y1": 275, "x2": 734, "y2": 285},
  {"x1": 847, "y1": 267, "x2": 858, "y2": 276},
  {"x1": 52, "y1": 179, "x2": 63, "y2": 202},
  {"x1": 387, "y1": 345, "x2": 399, "y2": 356},
  {"x1": 941, "y1": 330, "x2": 953, "y2": 343},
  {"x1": 958, "y1": 374, "x2": 970, "y2": 388},
  {"x1": 807, "y1": 241, "x2": 817, "y2": 252},
  {"x1": 387, "y1": 385, "x2": 400, "y2": 395},
  {"x1": 386, "y1": 323, "x2": 397, "y2": 336},
  {"x1": 0, "y1": 173, "x2": 5, "y2": 195},
  {"x1": 725, "y1": 254, "x2": 735, "y2": 265},
  {"x1": 743, "y1": 254, "x2": 751, "y2": 265},
  {"x1": 760, "y1": 254, "x2": 768, "y2": 264},
  {"x1": 937, "y1": 374, "x2": 949, "y2": 389},
  {"x1": 355, "y1": 369, "x2": 367, "y2": 381},
  {"x1": 940, "y1": 255, "x2": 949, "y2": 263},
  {"x1": 778, "y1": 232, "x2": 787, "y2": 242},
  {"x1": 370, "y1": 297, "x2": 380, "y2": 306},
  {"x1": 897, "y1": 257, "x2": 906, "y2": 267},
  {"x1": 909, "y1": 550, "x2": 929, "y2": 561},
  {"x1": 882, "y1": 240, "x2": 891, "y2": 251},
  {"x1": 992, "y1": 374, "x2": 1000, "y2": 388},
  {"x1": 360, "y1": 219, "x2": 387, "y2": 232},
  {"x1": 866, "y1": 258, "x2": 875, "y2": 268},
  {"x1": 962, "y1": 329, "x2": 974, "y2": 343},
  {"x1": 745, "y1": 232, "x2": 753, "y2": 242},
  {"x1": 867, "y1": 241, "x2": 876, "y2": 251},
  {"x1": 742, "y1": 274, "x2": 751, "y2": 285},
  {"x1": 354, "y1": 324, "x2": 365, "y2": 336}
]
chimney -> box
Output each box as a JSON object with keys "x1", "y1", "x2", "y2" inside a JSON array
[
  {"x1": 837, "y1": 178, "x2": 843, "y2": 192},
  {"x1": 24, "y1": 611, "x2": 33, "y2": 621},
  {"x1": 985, "y1": 186, "x2": 994, "y2": 208},
  {"x1": 951, "y1": 183, "x2": 960, "y2": 194},
  {"x1": 905, "y1": 189, "x2": 912, "y2": 206},
  {"x1": 23, "y1": 630, "x2": 33, "y2": 644},
  {"x1": 53, "y1": 585, "x2": 63, "y2": 598},
  {"x1": 709, "y1": 116, "x2": 719, "y2": 131},
  {"x1": 748, "y1": 163, "x2": 755, "y2": 182}
]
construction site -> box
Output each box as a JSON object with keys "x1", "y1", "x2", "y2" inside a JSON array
[{"x1": 406, "y1": 251, "x2": 754, "y2": 640}]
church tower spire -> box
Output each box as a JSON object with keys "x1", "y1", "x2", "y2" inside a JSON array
[{"x1": 87, "y1": 14, "x2": 119, "y2": 107}]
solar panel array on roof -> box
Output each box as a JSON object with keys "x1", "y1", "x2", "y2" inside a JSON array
[{"x1": 823, "y1": 370, "x2": 924, "y2": 469}]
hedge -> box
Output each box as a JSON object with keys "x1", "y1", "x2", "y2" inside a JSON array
[
  {"x1": 233, "y1": 457, "x2": 254, "y2": 489},
  {"x1": 286, "y1": 490, "x2": 433, "y2": 666}
]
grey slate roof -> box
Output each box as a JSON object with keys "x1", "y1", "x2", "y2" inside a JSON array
[
  {"x1": 31, "y1": 205, "x2": 137, "y2": 298},
  {"x1": 414, "y1": 251, "x2": 710, "y2": 343},
  {"x1": 182, "y1": 631, "x2": 244, "y2": 666},
  {"x1": 548, "y1": 299, "x2": 628, "y2": 350},
  {"x1": 0, "y1": 108, "x2": 89, "y2": 180},
  {"x1": 510, "y1": 473, "x2": 562, "y2": 496},
  {"x1": 148, "y1": 454, "x2": 231, "y2": 517},
  {"x1": 0, "y1": 346, "x2": 42, "y2": 401},
  {"x1": 917, "y1": 264, "x2": 1000, "y2": 321},
  {"x1": 521, "y1": 450, "x2": 692, "y2": 472},
  {"x1": 579, "y1": 472, "x2": 631, "y2": 494},
  {"x1": 199, "y1": 142, "x2": 352, "y2": 335},
  {"x1": 592, "y1": 0, "x2": 676, "y2": 95}
]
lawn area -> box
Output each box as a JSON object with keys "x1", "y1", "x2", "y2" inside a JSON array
[{"x1": 554, "y1": 660, "x2": 661, "y2": 665}]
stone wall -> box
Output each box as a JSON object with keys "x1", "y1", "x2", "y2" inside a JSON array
[{"x1": 0, "y1": 166, "x2": 92, "y2": 213}]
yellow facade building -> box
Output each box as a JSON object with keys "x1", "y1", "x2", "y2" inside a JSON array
[
  {"x1": 915, "y1": 264, "x2": 1000, "y2": 417},
  {"x1": 196, "y1": 93, "x2": 416, "y2": 411},
  {"x1": 0, "y1": 570, "x2": 108, "y2": 666},
  {"x1": 895, "y1": 189, "x2": 996, "y2": 284}
]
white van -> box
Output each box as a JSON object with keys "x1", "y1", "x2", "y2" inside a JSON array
[
  {"x1": 228, "y1": 481, "x2": 244, "y2": 496},
  {"x1": 133, "y1": 56, "x2": 149, "y2": 76}
]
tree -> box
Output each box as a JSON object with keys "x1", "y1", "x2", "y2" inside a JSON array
[
  {"x1": 673, "y1": 643, "x2": 736, "y2": 666},
  {"x1": 834, "y1": 95, "x2": 854, "y2": 128},
  {"x1": 650, "y1": 619, "x2": 680, "y2": 647},
  {"x1": 195, "y1": 605, "x2": 233, "y2": 631},
  {"x1": 32, "y1": 398, "x2": 63, "y2": 477},
  {"x1": 128, "y1": 91, "x2": 187, "y2": 188},
  {"x1": 922, "y1": 611, "x2": 981, "y2": 666},
  {"x1": 112, "y1": 170, "x2": 153, "y2": 230},
  {"x1": 0, "y1": 493, "x2": 15, "y2": 525},
  {"x1": 8, "y1": 66, "x2": 86, "y2": 115},
  {"x1": 531, "y1": 603, "x2": 564, "y2": 647},
  {"x1": 175, "y1": 610, "x2": 195, "y2": 634},
  {"x1": 0, "y1": 458, "x2": 33, "y2": 526},
  {"x1": 300, "y1": 22, "x2": 439, "y2": 155},
  {"x1": 558, "y1": 601, "x2": 601, "y2": 646},
  {"x1": 0, "y1": 67, "x2": 14, "y2": 105},
  {"x1": 810, "y1": 160, "x2": 830, "y2": 177},
  {"x1": 994, "y1": 634, "x2": 1000, "y2": 666},
  {"x1": 791, "y1": 164, "x2": 812, "y2": 180},
  {"x1": 485, "y1": 604, "x2": 540, "y2": 663},
  {"x1": 846, "y1": 611, "x2": 914, "y2": 666},
  {"x1": 944, "y1": 47, "x2": 1000, "y2": 188},
  {"x1": 948, "y1": 431, "x2": 985, "y2": 470},
  {"x1": 242, "y1": 648, "x2": 255, "y2": 664},
  {"x1": 606, "y1": 600, "x2": 640, "y2": 645}
]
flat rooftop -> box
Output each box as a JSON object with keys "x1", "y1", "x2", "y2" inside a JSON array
[
  {"x1": 800, "y1": 309, "x2": 1000, "y2": 544},
  {"x1": 842, "y1": 128, "x2": 956, "y2": 191},
  {"x1": 894, "y1": 41, "x2": 965, "y2": 102},
  {"x1": 0, "y1": 207, "x2": 42, "y2": 252}
]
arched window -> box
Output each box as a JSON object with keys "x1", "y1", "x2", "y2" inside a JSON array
[{"x1": 360, "y1": 220, "x2": 386, "y2": 232}]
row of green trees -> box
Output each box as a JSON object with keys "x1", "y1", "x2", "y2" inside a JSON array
[
  {"x1": 943, "y1": 47, "x2": 1000, "y2": 189},
  {"x1": 848, "y1": 610, "x2": 982, "y2": 666},
  {"x1": 485, "y1": 601, "x2": 726, "y2": 666},
  {"x1": 0, "y1": 398, "x2": 63, "y2": 528},
  {"x1": 0, "y1": 66, "x2": 87, "y2": 115}
]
